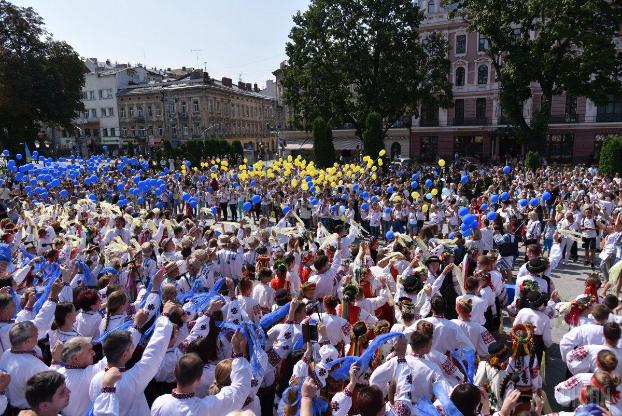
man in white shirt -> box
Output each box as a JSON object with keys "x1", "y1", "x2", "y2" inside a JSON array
[
  {"x1": 581, "y1": 207, "x2": 599, "y2": 269},
  {"x1": 479, "y1": 219, "x2": 494, "y2": 254},
  {"x1": 558, "y1": 212, "x2": 580, "y2": 262}
]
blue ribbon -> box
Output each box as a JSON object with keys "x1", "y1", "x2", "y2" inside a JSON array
[
  {"x1": 183, "y1": 278, "x2": 225, "y2": 315},
  {"x1": 330, "y1": 332, "x2": 403, "y2": 381},
  {"x1": 215, "y1": 320, "x2": 266, "y2": 380},
  {"x1": 19, "y1": 247, "x2": 35, "y2": 267},
  {"x1": 325, "y1": 356, "x2": 359, "y2": 381},
  {"x1": 98, "y1": 266, "x2": 119, "y2": 278},
  {"x1": 433, "y1": 382, "x2": 463, "y2": 416},
  {"x1": 259, "y1": 301, "x2": 291, "y2": 330},
  {"x1": 76, "y1": 260, "x2": 98, "y2": 287},
  {"x1": 176, "y1": 277, "x2": 203, "y2": 303},
  {"x1": 92, "y1": 318, "x2": 134, "y2": 344},
  {"x1": 416, "y1": 398, "x2": 440, "y2": 416},
  {"x1": 32, "y1": 262, "x2": 61, "y2": 314}
]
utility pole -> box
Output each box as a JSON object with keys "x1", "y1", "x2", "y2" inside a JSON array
[{"x1": 190, "y1": 49, "x2": 202, "y2": 69}]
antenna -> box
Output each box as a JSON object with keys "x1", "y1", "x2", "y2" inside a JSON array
[
  {"x1": 204, "y1": 61, "x2": 207, "y2": 72},
  {"x1": 238, "y1": 72, "x2": 243, "y2": 82},
  {"x1": 190, "y1": 49, "x2": 202, "y2": 69}
]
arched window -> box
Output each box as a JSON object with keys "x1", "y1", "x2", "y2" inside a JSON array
[
  {"x1": 455, "y1": 67, "x2": 465, "y2": 87},
  {"x1": 390, "y1": 142, "x2": 401, "y2": 160},
  {"x1": 477, "y1": 65, "x2": 489, "y2": 85}
]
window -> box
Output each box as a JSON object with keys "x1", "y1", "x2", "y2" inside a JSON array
[
  {"x1": 120, "y1": 107, "x2": 126, "y2": 118},
  {"x1": 476, "y1": 98, "x2": 487, "y2": 120},
  {"x1": 209, "y1": 99, "x2": 214, "y2": 113},
  {"x1": 110, "y1": 128, "x2": 115, "y2": 137},
  {"x1": 181, "y1": 102, "x2": 187, "y2": 114},
  {"x1": 216, "y1": 102, "x2": 221, "y2": 114},
  {"x1": 98, "y1": 90, "x2": 103, "y2": 99},
  {"x1": 454, "y1": 67, "x2": 465, "y2": 87},
  {"x1": 158, "y1": 126, "x2": 163, "y2": 136},
  {"x1": 427, "y1": 0, "x2": 435, "y2": 14},
  {"x1": 120, "y1": 128, "x2": 127, "y2": 137},
  {"x1": 420, "y1": 136, "x2": 438, "y2": 161},
  {"x1": 83, "y1": 110, "x2": 89, "y2": 119},
  {"x1": 89, "y1": 91, "x2": 95, "y2": 100},
  {"x1": 477, "y1": 65, "x2": 489, "y2": 85},
  {"x1": 596, "y1": 95, "x2": 622, "y2": 122},
  {"x1": 91, "y1": 109, "x2": 97, "y2": 118},
  {"x1": 564, "y1": 95, "x2": 577, "y2": 122},
  {"x1": 147, "y1": 106, "x2": 153, "y2": 117},
  {"x1": 129, "y1": 107, "x2": 135, "y2": 117},
  {"x1": 420, "y1": 103, "x2": 439, "y2": 126},
  {"x1": 171, "y1": 127, "x2": 177, "y2": 138},
  {"x1": 156, "y1": 106, "x2": 162, "y2": 116},
  {"x1": 193, "y1": 101, "x2": 199, "y2": 113},
  {"x1": 101, "y1": 108, "x2": 107, "y2": 117},
  {"x1": 169, "y1": 103, "x2": 175, "y2": 113},
  {"x1": 108, "y1": 107, "x2": 114, "y2": 116},
  {"x1": 455, "y1": 136, "x2": 484, "y2": 158},
  {"x1": 102, "y1": 128, "x2": 108, "y2": 137},
  {"x1": 546, "y1": 134, "x2": 574, "y2": 162},
  {"x1": 478, "y1": 34, "x2": 489, "y2": 52},
  {"x1": 454, "y1": 99, "x2": 464, "y2": 123},
  {"x1": 81, "y1": 91, "x2": 88, "y2": 100},
  {"x1": 104, "y1": 89, "x2": 113, "y2": 98},
  {"x1": 183, "y1": 126, "x2": 189, "y2": 136},
  {"x1": 455, "y1": 34, "x2": 466, "y2": 54},
  {"x1": 137, "y1": 107, "x2": 143, "y2": 117}
]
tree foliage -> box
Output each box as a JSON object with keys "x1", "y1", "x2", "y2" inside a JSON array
[
  {"x1": 0, "y1": 1, "x2": 85, "y2": 151},
  {"x1": 312, "y1": 116, "x2": 336, "y2": 168},
  {"x1": 446, "y1": 0, "x2": 622, "y2": 147},
  {"x1": 281, "y1": 0, "x2": 452, "y2": 136},
  {"x1": 362, "y1": 112, "x2": 384, "y2": 157},
  {"x1": 599, "y1": 136, "x2": 622, "y2": 177},
  {"x1": 232, "y1": 140, "x2": 243, "y2": 155},
  {"x1": 525, "y1": 150, "x2": 541, "y2": 171}
]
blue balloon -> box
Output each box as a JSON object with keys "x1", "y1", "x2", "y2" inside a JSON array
[
  {"x1": 310, "y1": 186, "x2": 316, "y2": 193},
  {"x1": 361, "y1": 202, "x2": 369, "y2": 210},
  {"x1": 233, "y1": 181, "x2": 239, "y2": 188},
  {"x1": 463, "y1": 214, "x2": 477, "y2": 225},
  {"x1": 425, "y1": 179, "x2": 433, "y2": 187},
  {"x1": 252, "y1": 194, "x2": 261, "y2": 205},
  {"x1": 341, "y1": 194, "x2": 348, "y2": 201},
  {"x1": 411, "y1": 181, "x2": 418, "y2": 189},
  {"x1": 490, "y1": 194, "x2": 499, "y2": 203},
  {"x1": 189, "y1": 200, "x2": 198, "y2": 209},
  {"x1": 426, "y1": 193, "x2": 433, "y2": 200},
  {"x1": 1, "y1": 150, "x2": 9, "y2": 156},
  {"x1": 362, "y1": 191, "x2": 370, "y2": 200},
  {"x1": 487, "y1": 211, "x2": 497, "y2": 221},
  {"x1": 15, "y1": 154, "x2": 22, "y2": 160},
  {"x1": 137, "y1": 197, "x2": 144, "y2": 204},
  {"x1": 32, "y1": 151, "x2": 38, "y2": 158},
  {"x1": 117, "y1": 184, "x2": 125, "y2": 192},
  {"x1": 519, "y1": 198, "x2": 529, "y2": 207},
  {"x1": 88, "y1": 193, "x2": 97, "y2": 202},
  {"x1": 211, "y1": 166, "x2": 217, "y2": 172},
  {"x1": 448, "y1": 232, "x2": 455, "y2": 239},
  {"x1": 59, "y1": 189, "x2": 68, "y2": 198},
  {"x1": 352, "y1": 184, "x2": 359, "y2": 191},
  {"x1": 385, "y1": 230, "x2": 395, "y2": 241},
  {"x1": 463, "y1": 228, "x2": 472, "y2": 237},
  {"x1": 461, "y1": 175, "x2": 469, "y2": 184},
  {"x1": 412, "y1": 173, "x2": 420, "y2": 180},
  {"x1": 210, "y1": 207, "x2": 218, "y2": 215},
  {"x1": 282, "y1": 206, "x2": 290, "y2": 214},
  {"x1": 243, "y1": 201, "x2": 252, "y2": 211},
  {"x1": 250, "y1": 180, "x2": 257, "y2": 187},
  {"x1": 310, "y1": 198, "x2": 318, "y2": 206},
  {"x1": 458, "y1": 207, "x2": 469, "y2": 217},
  {"x1": 387, "y1": 186, "x2": 394, "y2": 194},
  {"x1": 384, "y1": 207, "x2": 392, "y2": 215},
  {"x1": 183, "y1": 193, "x2": 191, "y2": 202},
  {"x1": 15, "y1": 172, "x2": 23, "y2": 181},
  {"x1": 542, "y1": 191, "x2": 551, "y2": 201},
  {"x1": 371, "y1": 195, "x2": 378, "y2": 203},
  {"x1": 480, "y1": 203, "x2": 488, "y2": 211},
  {"x1": 501, "y1": 192, "x2": 510, "y2": 201},
  {"x1": 530, "y1": 198, "x2": 540, "y2": 207},
  {"x1": 503, "y1": 166, "x2": 511, "y2": 174}
]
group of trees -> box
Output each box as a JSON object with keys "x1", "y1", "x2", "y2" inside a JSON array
[
  {"x1": 284, "y1": 0, "x2": 622, "y2": 164},
  {"x1": 152, "y1": 139, "x2": 244, "y2": 166},
  {"x1": 0, "y1": 1, "x2": 85, "y2": 152}
]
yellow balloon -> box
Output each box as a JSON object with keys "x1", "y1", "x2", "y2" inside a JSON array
[
  {"x1": 438, "y1": 159, "x2": 445, "y2": 167},
  {"x1": 211, "y1": 173, "x2": 217, "y2": 179},
  {"x1": 393, "y1": 196, "x2": 402, "y2": 202},
  {"x1": 379, "y1": 149, "x2": 386, "y2": 157},
  {"x1": 371, "y1": 174, "x2": 377, "y2": 180},
  {"x1": 422, "y1": 204, "x2": 429, "y2": 213},
  {"x1": 411, "y1": 191, "x2": 420, "y2": 199},
  {"x1": 371, "y1": 166, "x2": 377, "y2": 172},
  {"x1": 278, "y1": 178, "x2": 285, "y2": 183},
  {"x1": 192, "y1": 167, "x2": 198, "y2": 171},
  {"x1": 431, "y1": 188, "x2": 438, "y2": 196},
  {"x1": 287, "y1": 155, "x2": 292, "y2": 162},
  {"x1": 291, "y1": 179, "x2": 298, "y2": 188},
  {"x1": 243, "y1": 158, "x2": 248, "y2": 164},
  {"x1": 301, "y1": 183, "x2": 309, "y2": 191},
  {"x1": 216, "y1": 158, "x2": 221, "y2": 163},
  {"x1": 378, "y1": 159, "x2": 383, "y2": 166}
]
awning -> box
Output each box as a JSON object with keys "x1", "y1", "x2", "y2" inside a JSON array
[
  {"x1": 284, "y1": 138, "x2": 362, "y2": 151},
  {"x1": 284, "y1": 143, "x2": 313, "y2": 150}
]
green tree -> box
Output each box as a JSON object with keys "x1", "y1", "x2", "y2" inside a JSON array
[
  {"x1": 281, "y1": 0, "x2": 452, "y2": 137},
  {"x1": 0, "y1": 1, "x2": 85, "y2": 152},
  {"x1": 362, "y1": 112, "x2": 384, "y2": 157},
  {"x1": 446, "y1": 0, "x2": 622, "y2": 149},
  {"x1": 525, "y1": 151, "x2": 541, "y2": 172},
  {"x1": 312, "y1": 116, "x2": 335, "y2": 168},
  {"x1": 126, "y1": 142, "x2": 135, "y2": 157},
  {"x1": 599, "y1": 136, "x2": 622, "y2": 177},
  {"x1": 163, "y1": 140, "x2": 174, "y2": 159},
  {"x1": 232, "y1": 140, "x2": 243, "y2": 155}
]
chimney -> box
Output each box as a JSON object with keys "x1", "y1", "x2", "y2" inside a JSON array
[
  {"x1": 254, "y1": 83, "x2": 259, "y2": 92},
  {"x1": 105, "y1": 59, "x2": 111, "y2": 65},
  {"x1": 238, "y1": 81, "x2": 245, "y2": 90},
  {"x1": 222, "y1": 77, "x2": 232, "y2": 87},
  {"x1": 245, "y1": 83, "x2": 252, "y2": 91},
  {"x1": 182, "y1": 66, "x2": 187, "y2": 71}
]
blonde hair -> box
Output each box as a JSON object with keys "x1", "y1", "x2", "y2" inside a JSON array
[
  {"x1": 104, "y1": 290, "x2": 127, "y2": 332},
  {"x1": 208, "y1": 358, "x2": 233, "y2": 395}
]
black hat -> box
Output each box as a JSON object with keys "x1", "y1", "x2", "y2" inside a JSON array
[
  {"x1": 526, "y1": 257, "x2": 548, "y2": 274},
  {"x1": 403, "y1": 275, "x2": 424, "y2": 293},
  {"x1": 425, "y1": 256, "x2": 441, "y2": 266},
  {"x1": 526, "y1": 290, "x2": 548, "y2": 309},
  {"x1": 488, "y1": 341, "x2": 511, "y2": 361},
  {"x1": 275, "y1": 288, "x2": 289, "y2": 305}
]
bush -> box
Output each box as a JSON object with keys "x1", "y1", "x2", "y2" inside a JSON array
[
  {"x1": 599, "y1": 136, "x2": 622, "y2": 177},
  {"x1": 362, "y1": 112, "x2": 384, "y2": 157},
  {"x1": 312, "y1": 116, "x2": 335, "y2": 168},
  {"x1": 525, "y1": 150, "x2": 541, "y2": 171},
  {"x1": 232, "y1": 140, "x2": 243, "y2": 155}
]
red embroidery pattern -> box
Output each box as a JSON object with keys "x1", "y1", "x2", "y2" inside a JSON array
[
  {"x1": 481, "y1": 330, "x2": 495, "y2": 345},
  {"x1": 441, "y1": 359, "x2": 457, "y2": 375},
  {"x1": 331, "y1": 401, "x2": 340, "y2": 412},
  {"x1": 569, "y1": 346, "x2": 588, "y2": 361},
  {"x1": 267, "y1": 348, "x2": 281, "y2": 368},
  {"x1": 530, "y1": 365, "x2": 540, "y2": 380},
  {"x1": 392, "y1": 401, "x2": 411, "y2": 416},
  {"x1": 341, "y1": 323, "x2": 351, "y2": 337},
  {"x1": 556, "y1": 376, "x2": 580, "y2": 391}
]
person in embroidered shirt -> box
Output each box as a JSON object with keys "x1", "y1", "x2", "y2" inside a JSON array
[
  {"x1": 150, "y1": 331, "x2": 251, "y2": 416},
  {"x1": 23, "y1": 371, "x2": 70, "y2": 416}
]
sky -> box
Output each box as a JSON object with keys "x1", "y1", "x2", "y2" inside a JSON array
[{"x1": 10, "y1": 0, "x2": 310, "y2": 88}]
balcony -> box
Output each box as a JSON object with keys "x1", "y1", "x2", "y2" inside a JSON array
[
  {"x1": 133, "y1": 115, "x2": 145, "y2": 123},
  {"x1": 549, "y1": 114, "x2": 578, "y2": 124},
  {"x1": 595, "y1": 113, "x2": 622, "y2": 123},
  {"x1": 179, "y1": 112, "x2": 189, "y2": 120},
  {"x1": 451, "y1": 117, "x2": 490, "y2": 126},
  {"x1": 419, "y1": 119, "x2": 440, "y2": 127}
]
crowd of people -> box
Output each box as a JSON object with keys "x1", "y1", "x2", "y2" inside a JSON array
[{"x1": 0, "y1": 148, "x2": 619, "y2": 416}]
